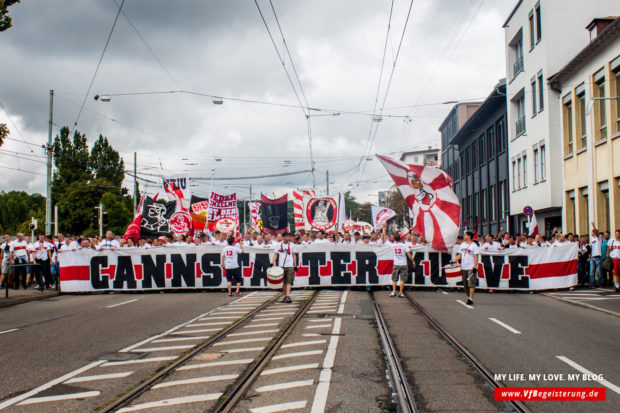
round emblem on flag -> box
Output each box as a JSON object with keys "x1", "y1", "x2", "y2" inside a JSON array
[
  {"x1": 407, "y1": 171, "x2": 436, "y2": 211},
  {"x1": 523, "y1": 206, "x2": 533, "y2": 216},
  {"x1": 170, "y1": 211, "x2": 192, "y2": 235},
  {"x1": 305, "y1": 197, "x2": 337, "y2": 230},
  {"x1": 215, "y1": 217, "x2": 237, "y2": 234}
]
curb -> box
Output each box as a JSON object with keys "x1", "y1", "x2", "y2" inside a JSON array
[
  {"x1": 541, "y1": 293, "x2": 620, "y2": 318},
  {"x1": 0, "y1": 291, "x2": 60, "y2": 309}
]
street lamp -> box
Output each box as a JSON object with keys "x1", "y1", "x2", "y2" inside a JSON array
[{"x1": 93, "y1": 95, "x2": 111, "y2": 102}]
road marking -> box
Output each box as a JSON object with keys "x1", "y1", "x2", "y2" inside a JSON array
[
  {"x1": 440, "y1": 290, "x2": 448, "y2": 295},
  {"x1": 272, "y1": 350, "x2": 323, "y2": 360},
  {"x1": 456, "y1": 299, "x2": 474, "y2": 309},
  {"x1": 214, "y1": 337, "x2": 271, "y2": 346},
  {"x1": 310, "y1": 306, "x2": 337, "y2": 310},
  {"x1": 251, "y1": 400, "x2": 308, "y2": 412},
  {"x1": 0, "y1": 328, "x2": 18, "y2": 335},
  {"x1": 261, "y1": 363, "x2": 320, "y2": 376},
  {"x1": 117, "y1": 393, "x2": 223, "y2": 412},
  {"x1": 0, "y1": 360, "x2": 105, "y2": 409},
  {"x1": 259, "y1": 311, "x2": 295, "y2": 315},
  {"x1": 556, "y1": 356, "x2": 620, "y2": 395},
  {"x1": 302, "y1": 333, "x2": 321, "y2": 337},
  {"x1": 153, "y1": 335, "x2": 211, "y2": 343},
  {"x1": 253, "y1": 316, "x2": 285, "y2": 320},
  {"x1": 307, "y1": 310, "x2": 335, "y2": 314},
  {"x1": 308, "y1": 318, "x2": 332, "y2": 323},
  {"x1": 65, "y1": 371, "x2": 133, "y2": 383},
  {"x1": 106, "y1": 299, "x2": 138, "y2": 308},
  {"x1": 572, "y1": 297, "x2": 620, "y2": 300},
  {"x1": 187, "y1": 321, "x2": 232, "y2": 326},
  {"x1": 281, "y1": 340, "x2": 327, "y2": 349},
  {"x1": 17, "y1": 391, "x2": 101, "y2": 405},
  {"x1": 243, "y1": 323, "x2": 279, "y2": 328},
  {"x1": 213, "y1": 311, "x2": 249, "y2": 315},
  {"x1": 171, "y1": 328, "x2": 220, "y2": 335},
  {"x1": 256, "y1": 379, "x2": 314, "y2": 393},
  {"x1": 489, "y1": 318, "x2": 522, "y2": 334},
  {"x1": 152, "y1": 374, "x2": 238, "y2": 389},
  {"x1": 100, "y1": 356, "x2": 176, "y2": 366},
  {"x1": 223, "y1": 346, "x2": 264, "y2": 353},
  {"x1": 228, "y1": 329, "x2": 279, "y2": 337},
  {"x1": 311, "y1": 290, "x2": 347, "y2": 413},
  {"x1": 199, "y1": 316, "x2": 239, "y2": 320},
  {"x1": 305, "y1": 324, "x2": 332, "y2": 329},
  {"x1": 178, "y1": 359, "x2": 253, "y2": 371},
  {"x1": 131, "y1": 345, "x2": 193, "y2": 352}
]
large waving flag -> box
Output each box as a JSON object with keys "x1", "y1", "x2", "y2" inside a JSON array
[
  {"x1": 377, "y1": 154, "x2": 460, "y2": 252},
  {"x1": 293, "y1": 190, "x2": 315, "y2": 232}
]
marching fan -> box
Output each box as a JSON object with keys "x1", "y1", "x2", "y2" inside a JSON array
[
  {"x1": 97, "y1": 231, "x2": 121, "y2": 250},
  {"x1": 271, "y1": 232, "x2": 297, "y2": 303},
  {"x1": 453, "y1": 231, "x2": 479, "y2": 306},
  {"x1": 222, "y1": 235, "x2": 244, "y2": 296},
  {"x1": 382, "y1": 223, "x2": 413, "y2": 298}
]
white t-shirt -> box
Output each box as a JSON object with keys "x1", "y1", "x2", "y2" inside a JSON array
[
  {"x1": 370, "y1": 239, "x2": 383, "y2": 246},
  {"x1": 481, "y1": 241, "x2": 502, "y2": 251},
  {"x1": 222, "y1": 245, "x2": 242, "y2": 269},
  {"x1": 10, "y1": 240, "x2": 29, "y2": 260},
  {"x1": 32, "y1": 241, "x2": 53, "y2": 260},
  {"x1": 97, "y1": 239, "x2": 121, "y2": 250},
  {"x1": 274, "y1": 242, "x2": 295, "y2": 268},
  {"x1": 590, "y1": 236, "x2": 603, "y2": 257},
  {"x1": 552, "y1": 240, "x2": 570, "y2": 247},
  {"x1": 386, "y1": 241, "x2": 409, "y2": 266},
  {"x1": 313, "y1": 238, "x2": 330, "y2": 245},
  {"x1": 608, "y1": 239, "x2": 620, "y2": 259},
  {"x1": 1, "y1": 242, "x2": 10, "y2": 262},
  {"x1": 459, "y1": 241, "x2": 479, "y2": 270}
]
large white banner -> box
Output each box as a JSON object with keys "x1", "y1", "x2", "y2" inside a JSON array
[{"x1": 59, "y1": 244, "x2": 577, "y2": 292}]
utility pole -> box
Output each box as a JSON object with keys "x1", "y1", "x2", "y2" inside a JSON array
[
  {"x1": 99, "y1": 203, "x2": 104, "y2": 237},
  {"x1": 45, "y1": 90, "x2": 54, "y2": 235},
  {"x1": 54, "y1": 205, "x2": 59, "y2": 236},
  {"x1": 133, "y1": 152, "x2": 138, "y2": 212},
  {"x1": 326, "y1": 170, "x2": 329, "y2": 196}
]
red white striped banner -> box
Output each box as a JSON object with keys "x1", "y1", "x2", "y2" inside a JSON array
[{"x1": 292, "y1": 190, "x2": 315, "y2": 231}]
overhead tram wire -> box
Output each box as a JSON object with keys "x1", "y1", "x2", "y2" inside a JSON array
[
  {"x1": 0, "y1": 100, "x2": 35, "y2": 152},
  {"x1": 69, "y1": 0, "x2": 125, "y2": 138}
]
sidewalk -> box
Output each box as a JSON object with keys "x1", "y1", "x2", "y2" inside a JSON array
[
  {"x1": 0, "y1": 287, "x2": 59, "y2": 308},
  {"x1": 543, "y1": 287, "x2": 620, "y2": 317}
]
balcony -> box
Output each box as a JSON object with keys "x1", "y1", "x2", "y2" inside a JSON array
[
  {"x1": 515, "y1": 116, "x2": 526, "y2": 137},
  {"x1": 512, "y1": 56, "x2": 524, "y2": 79}
]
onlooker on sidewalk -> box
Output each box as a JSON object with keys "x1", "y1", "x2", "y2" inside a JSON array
[
  {"x1": 1, "y1": 234, "x2": 11, "y2": 288},
  {"x1": 607, "y1": 230, "x2": 620, "y2": 293},
  {"x1": 589, "y1": 223, "x2": 604, "y2": 288},
  {"x1": 578, "y1": 235, "x2": 590, "y2": 287},
  {"x1": 601, "y1": 230, "x2": 611, "y2": 287},
  {"x1": 9, "y1": 233, "x2": 29, "y2": 290},
  {"x1": 32, "y1": 234, "x2": 53, "y2": 290}
]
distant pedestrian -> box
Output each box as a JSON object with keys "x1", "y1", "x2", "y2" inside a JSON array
[
  {"x1": 589, "y1": 223, "x2": 604, "y2": 287},
  {"x1": 382, "y1": 224, "x2": 413, "y2": 298},
  {"x1": 454, "y1": 231, "x2": 479, "y2": 306},
  {"x1": 1, "y1": 234, "x2": 11, "y2": 288},
  {"x1": 9, "y1": 233, "x2": 29, "y2": 290},
  {"x1": 607, "y1": 230, "x2": 620, "y2": 293},
  {"x1": 222, "y1": 235, "x2": 244, "y2": 296}
]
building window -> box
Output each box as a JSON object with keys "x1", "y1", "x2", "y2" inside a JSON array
[
  {"x1": 566, "y1": 190, "x2": 576, "y2": 234},
  {"x1": 614, "y1": 66, "x2": 620, "y2": 133},
  {"x1": 515, "y1": 92, "x2": 526, "y2": 137},
  {"x1": 598, "y1": 181, "x2": 610, "y2": 232},
  {"x1": 576, "y1": 86, "x2": 587, "y2": 148},
  {"x1": 579, "y1": 187, "x2": 589, "y2": 235},
  {"x1": 535, "y1": 1, "x2": 542, "y2": 42},
  {"x1": 510, "y1": 31, "x2": 524, "y2": 79},
  {"x1": 522, "y1": 153, "x2": 528, "y2": 188},
  {"x1": 531, "y1": 77, "x2": 537, "y2": 116},
  {"x1": 489, "y1": 185, "x2": 496, "y2": 222},
  {"x1": 512, "y1": 159, "x2": 517, "y2": 191},
  {"x1": 537, "y1": 71, "x2": 544, "y2": 111},
  {"x1": 517, "y1": 156, "x2": 522, "y2": 189},
  {"x1": 499, "y1": 181, "x2": 505, "y2": 219},
  {"x1": 479, "y1": 135, "x2": 485, "y2": 163},
  {"x1": 528, "y1": 11, "x2": 535, "y2": 49},
  {"x1": 481, "y1": 189, "x2": 486, "y2": 221},
  {"x1": 533, "y1": 146, "x2": 539, "y2": 183},
  {"x1": 496, "y1": 117, "x2": 505, "y2": 152},
  {"x1": 539, "y1": 142, "x2": 546, "y2": 180},
  {"x1": 562, "y1": 95, "x2": 573, "y2": 154},
  {"x1": 594, "y1": 70, "x2": 607, "y2": 141},
  {"x1": 472, "y1": 141, "x2": 477, "y2": 167}
]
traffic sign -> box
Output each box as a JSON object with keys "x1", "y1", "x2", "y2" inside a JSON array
[{"x1": 523, "y1": 206, "x2": 533, "y2": 216}]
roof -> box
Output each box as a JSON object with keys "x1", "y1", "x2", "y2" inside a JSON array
[
  {"x1": 503, "y1": 0, "x2": 523, "y2": 28},
  {"x1": 548, "y1": 17, "x2": 620, "y2": 90},
  {"x1": 399, "y1": 147, "x2": 439, "y2": 161},
  {"x1": 448, "y1": 79, "x2": 507, "y2": 146}
]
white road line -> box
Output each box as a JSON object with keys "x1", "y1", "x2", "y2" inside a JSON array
[
  {"x1": 243, "y1": 323, "x2": 279, "y2": 328},
  {"x1": 302, "y1": 333, "x2": 321, "y2": 337},
  {"x1": 213, "y1": 311, "x2": 249, "y2": 315},
  {"x1": 258, "y1": 311, "x2": 295, "y2": 315},
  {"x1": 272, "y1": 350, "x2": 323, "y2": 360},
  {"x1": 199, "y1": 316, "x2": 239, "y2": 320},
  {"x1": 488, "y1": 318, "x2": 522, "y2": 334},
  {"x1": 440, "y1": 290, "x2": 448, "y2": 295},
  {"x1": 456, "y1": 299, "x2": 474, "y2": 309},
  {"x1": 0, "y1": 360, "x2": 105, "y2": 409},
  {"x1": 17, "y1": 391, "x2": 101, "y2": 405},
  {"x1": 310, "y1": 306, "x2": 337, "y2": 310},
  {"x1": 214, "y1": 337, "x2": 271, "y2": 346},
  {"x1": 548, "y1": 292, "x2": 601, "y2": 296},
  {"x1": 305, "y1": 324, "x2": 332, "y2": 329},
  {"x1": 153, "y1": 336, "x2": 211, "y2": 343},
  {"x1": 307, "y1": 310, "x2": 335, "y2": 314},
  {"x1": 572, "y1": 297, "x2": 620, "y2": 301},
  {"x1": 0, "y1": 328, "x2": 18, "y2": 335},
  {"x1": 253, "y1": 316, "x2": 285, "y2": 321},
  {"x1": 131, "y1": 345, "x2": 193, "y2": 352},
  {"x1": 178, "y1": 359, "x2": 253, "y2": 371},
  {"x1": 100, "y1": 356, "x2": 176, "y2": 367},
  {"x1": 307, "y1": 318, "x2": 332, "y2": 323},
  {"x1": 188, "y1": 321, "x2": 232, "y2": 326},
  {"x1": 251, "y1": 399, "x2": 308, "y2": 411},
  {"x1": 106, "y1": 299, "x2": 138, "y2": 308},
  {"x1": 256, "y1": 379, "x2": 314, "y2": 393},
  {"x1": 65, "y1": 371, "x2": 133, "y2": 384},
  {"x1": 223, "y1": 346, "x2": 263, "y2": 353},
  {"x1": 556, "y1": 356, "x2": 620, "y2": 395},
  {"x1": 261, "y1": 363, "x2": 319, "y2": 376},
  {"x1": 311, "y1": 290, "x2": 347, "y2": 413},
  {"x1": 281, "y1": 340, "x2": 327, "y2": 349},
  {"x1": 117, "y1": 393, "x2": 223, "y2": 412},
  {"x1": 171, "y1": 328, "x2": 220, "y2": 335},
  {"x1": 152, "y1": 374, "x2": 238, "y2": 389},
  {"x1": 228, "y1": 329, "x2": 279, "y2": 337}
]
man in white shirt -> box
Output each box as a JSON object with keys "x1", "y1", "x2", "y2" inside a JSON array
[
  {"x1": 222, "y1": 235, "x2": 245, "y2": 296},
  {"x1": 453, "y1": 231, "x2": 479, "y2": 306},
  {"x1": 271, "y1": 232, "x2": 297, "y2": 303},
  {"x1": 32, "y1": 234, "x2": 53, "y2": 290},
  {"x1": 313, "y1": 231, "x2": 330, "y2": 245},
  {"x1": 97, "y1": 231, "x2": 121, "y2": 250},
  {"x1": 480, "y1": 235, "x2": 502, "y2": 251},
  {"x1": 383, "y1": 229, "x2": 413, "y2": 298},
  {"x1": 589, "y1": 223, "x2": 604, "y2": 287},
  {"x1": 9, "y1": 233, "x2": 29, "y2": 289},
  {"x1": 606, "y1": 230, "x2": 620, "y2": 292}
]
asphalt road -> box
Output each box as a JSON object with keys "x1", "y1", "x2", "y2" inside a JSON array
[{"x1": 412, "y1": 288, "x2": 620, "y2": 413}]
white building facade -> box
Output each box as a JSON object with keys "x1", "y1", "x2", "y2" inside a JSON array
[{"x1": 503, "y1": 0, "x2": 619, "y2": 234}]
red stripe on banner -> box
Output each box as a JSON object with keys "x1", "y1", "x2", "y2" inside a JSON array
[
  {"x1": 60, "y1": 265, "x2": 90, "y2": 281},
  {"x1": 293, "y1": 192, "x2": 303, "y2": 201},
  {"x1": 294, "y1": 213, "x2": 303, "y2": 218},
  {"x1": 165, "y1": 263, "x2": 172, "y2": 279},
  {"x1": 320, "y1": 261, "x2": 332, "y2": 276},
  {"x1": 134, "y1": 264, "x2": 143, "y2": 280},
  {"x1": 296, "y1": 264, "x2": 309, "y2": 276},
  {"x1": 243, "y1": 263, "x2": 254, "y2": 277},
  {"x1": 434, "y1": 198, "x2": 460, "y2": 227},
  {"x1": 430, "y1": 213, "x2": 448, "y2": 253},
  {"x1": 295, "y1": 223, "x2": 304, "y2": 227},
  {"x1": 101, "y1": 265, "x2": 116, "y2": 280},
  {"x1": 347, "y1": 260, "x2": 357, "y2": 275},
  {"x1": 526, "y1": 260, "x2": 577, "y2": 279},
  {"x1": 377, "y1": 259, "x2": 393, "y2": 275},
  {"x1": 195, "y1": 262, "x2": 202, "y2": 278},
  {"x1": 428, "y1": 170, "x2": 452, "y2": 189}
]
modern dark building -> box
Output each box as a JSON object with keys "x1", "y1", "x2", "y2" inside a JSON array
[{"x1": 443, "y1": 79, "x2": 516, "y2": 236}]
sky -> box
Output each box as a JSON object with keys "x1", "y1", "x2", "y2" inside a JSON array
[{"x1": 0, "y1": 0, "x2": 515, "y2": 203}]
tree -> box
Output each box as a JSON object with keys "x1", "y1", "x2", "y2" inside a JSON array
[
  {"x1": 0, "y1": 191, "x2": 45, "y2": 233},
  {"x1": 52, "y1": 126, "x2": 91, "y2": 197},
  {"x1": 0, "y1": 0, "x2": 20, "y2": 32},
  {"x1": 386, "y1": 189, "x2": 410, "y2": 229},
  {"x1": 90, "y1": 135, "x2": 125, "y2": 187},
  {"x1": 0, "y1": 123, "x2": 8, "y2": 147},
  {"x1": 100, "y1": 192, "x2": 132, "y2": 235}
]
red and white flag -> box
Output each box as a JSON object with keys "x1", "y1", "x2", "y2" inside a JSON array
[
  {"x1": 377, "y1": 154, "x2": 460, "y2": 252},
  {"x1": 293, "y1": 189, "x2": 315, "y2": 232},
  {"x1": 371, "y1": 205, "x2": 396, "y2": 230},
  {"x1": 528, "y1": 212, "x2": 539, "y2": 236},
  {"x1": 248, "y1": 202, "x2": 261, "y2": 231}
]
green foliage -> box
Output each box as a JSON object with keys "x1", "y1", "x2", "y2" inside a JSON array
[
  {"x1": 0, "y1": 0, "x2": 20, "y2": 32},
  {"x1": 0, "y1": 123, "x2": 8, "y2": 146},
  {"x1": 91, "y1": 135, "x2": 125, "y2": 187},
  {"x1": 52, "y1": 127, "x2": 91, "y2": 197},
  {"x1": 100, "y1": 192, "x2": 133, "y2": 235},
  {"x1": 0, "y1": 191, "x2": 45, "y2": 234}
]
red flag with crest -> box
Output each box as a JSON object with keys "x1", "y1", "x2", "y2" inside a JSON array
[{"x1": 376, "y1": 154, "x2": 460, "y2": 252}]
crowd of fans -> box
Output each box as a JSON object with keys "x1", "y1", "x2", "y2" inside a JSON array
[{"x1": 2, "y1": 221, "x2": 619, "y2": 292}]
